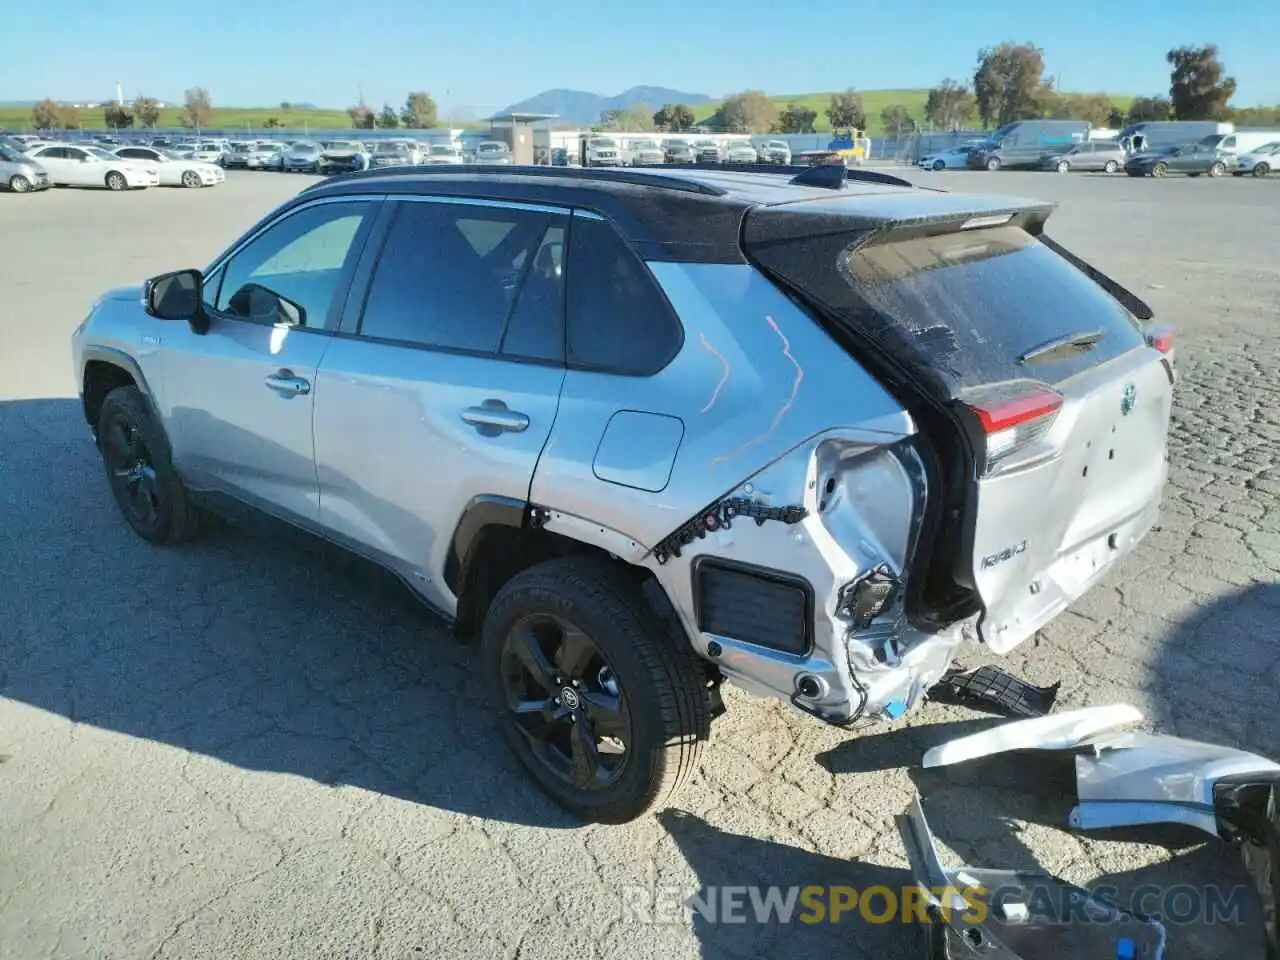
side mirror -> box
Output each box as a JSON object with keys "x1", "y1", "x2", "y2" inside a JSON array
[{"x1": 146, "y1": 268, "x2": 204, "y2": 324}]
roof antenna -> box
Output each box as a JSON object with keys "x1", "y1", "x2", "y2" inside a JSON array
[{"x1": 790, "y1": 161, "x2": 848, "y2": 189}]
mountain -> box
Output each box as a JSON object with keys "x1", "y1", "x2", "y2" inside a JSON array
[{"x1": 498, "y1": 86, "x2": 713, "y2": 126}]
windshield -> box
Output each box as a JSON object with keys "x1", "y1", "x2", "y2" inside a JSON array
[
  {"x1": 667, "y1": 140, "x2": 689, "y2": 148},
  {"x1": 589, "y1": 139, "x2": 617, "y2": 148},
  {"x1": 477, "y1": 142, "x2": 506, "y2": 152},
  {"x1": 325, "y1": 141, "x2": 358, "y2": 151},
  {"x1": 767, "y1": 141, "x2": 787, "y2": 149},
  {"x1": 429, "y1": 145, "x2": 455, "y2": 155},
  {"x1": 291, "y1": 143, "x2": 319, "y2": 154},
  {"x1": 230, "y1": 143, "x2": 251, "y2": 151},
  {"x1": 375, "y1": 143, "x2": 406, "y2": 154},
  {"x1": 0, "y1": 143, "x2": 24, "y2": 162},
  {"x1": 632, "y1": 140, "x2": 658, "y2": 150}
]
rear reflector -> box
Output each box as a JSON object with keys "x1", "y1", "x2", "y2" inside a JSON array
[
  {"x1": 962, "y1": 382, "x2": 1064, "y2": 475},
  {"x1": 1145, "y1": 325, "x2": 1176, "y2": 353}
]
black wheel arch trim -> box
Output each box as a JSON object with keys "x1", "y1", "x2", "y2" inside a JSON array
[
  {"x1": 444, "y1": 494, "x2": 530, "y2": 594},
  {"x1": 79, "y1": 345, "x2": 157, "y2": 426}
]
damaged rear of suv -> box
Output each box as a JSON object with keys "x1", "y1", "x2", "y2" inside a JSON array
[{"x1": 74, "y1": 163, "x2": 1174, "y2": 824}]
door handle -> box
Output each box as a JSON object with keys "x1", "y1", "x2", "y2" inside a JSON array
[
  {"x1": 461, "y1": 405, "x2": 530, "y2": 433},
  {"x1": 264, "y1": 371, "x2": 311, "y2": 396}
]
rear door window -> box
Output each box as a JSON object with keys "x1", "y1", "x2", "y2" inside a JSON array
[{"x1": 748, "y1": 223, "x2": 1147, "y2": 396}]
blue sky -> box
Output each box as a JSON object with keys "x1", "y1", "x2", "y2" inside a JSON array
[{"x1": 2, "y1": 0, "x2": 1275, "y2": 111}]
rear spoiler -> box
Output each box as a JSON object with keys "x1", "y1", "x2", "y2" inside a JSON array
[{"x1": 1035, "y1": 233, "x2": 1154, "y2": 321}]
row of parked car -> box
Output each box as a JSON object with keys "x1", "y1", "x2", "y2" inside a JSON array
[
  {"x1": 566, "y1": 136, "x2": 794, "y2": 167},
  {"x1": 919, "y1": 134, "x2": 1280, "y2": 178},
  {"x1": 0, "y1": 133, "x2": 227, "y2": 192}
]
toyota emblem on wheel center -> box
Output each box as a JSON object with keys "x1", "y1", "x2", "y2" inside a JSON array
[{"x1": 1121, "y1": 382, "x2": 1137, "y2": 415}]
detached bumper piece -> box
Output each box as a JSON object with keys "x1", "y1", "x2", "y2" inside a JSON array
[
  {"x1": 921, "y1": 706, "x2": 1280, "y2": 957},
  {"x1": 928, "y1": 664, "x2": 1061, "y2": 718},
  {"x1": 899, "y1": 797, "x2": 1167, "y2": 959}
]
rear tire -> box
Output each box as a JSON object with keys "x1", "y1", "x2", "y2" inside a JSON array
[
  {"x1": 932, "y1": 159, "x2": 944, "y2": 171},
  {"x1": 1057, "y1": 160, "x2": 1070, "y2": 173},
  {"x1": 8, "y1": 174, "x2": 31, "y2": 193},
  {"x1": 1208, "y1": 161, "x2": 1226, "y2": 178},
  {"x1": 105, "y1": 171, "x2": 128, "y2": 191},
  {"x1": 1152, "y1": 162, "x2": 1168, "y2": 178},
  {"x1": 481, "y1": 557, "x2": 711, "y2": 824},
  {"x1": 96, "y1": 387, "x2": 205, "y2": 545},
  {"x1": 1104, "y1": 160, "x2": 1118, "y2": 173},
  {"x1": 985, "y1": 157, "x2": 1001, "y2": 172},
  {"x1": 1254, "y1": 162, "x2": 1271, "y2": 178}
]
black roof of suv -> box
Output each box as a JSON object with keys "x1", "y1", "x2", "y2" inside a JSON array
[{"x1": 293, "y1": 163, "x2": 1046, "y2": 263}]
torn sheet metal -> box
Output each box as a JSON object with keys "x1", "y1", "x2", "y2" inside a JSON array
[
  {"x1": 898, "y1": 797, "x2": 1167, "y2": 959},
  {"x1": 1071, "y1": 731, "x2": 1280, "y2": 839},
  {"x1": 922, "y1": 704, "x2": 1144, "y2": 769}
]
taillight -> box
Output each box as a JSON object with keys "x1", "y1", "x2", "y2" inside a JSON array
[
  {"x1": 962, "y1": 381, "x2": 1064, "y2": 475},
  {"x1": 1145, "y1": 324, "x2": 1175, "y2": 353}
]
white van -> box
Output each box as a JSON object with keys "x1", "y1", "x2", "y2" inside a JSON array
[{"x1": 1198, "y1": 130, "x2": 1280, "y2": 158}]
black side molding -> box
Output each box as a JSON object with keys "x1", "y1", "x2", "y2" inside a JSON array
[{"x1": 444, "y1": 494, "x2": 528, "y2": 594}]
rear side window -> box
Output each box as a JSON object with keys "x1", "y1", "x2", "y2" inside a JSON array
[
  {"x1": 358, "y1": 200, "x2": 563, "y2": 358},
  {"x1": 750, "y1": 224, "x2": 1146, "y2": 396},
  {"x1": 565, "y1": 216, "x2": 682, "y2": 375}
]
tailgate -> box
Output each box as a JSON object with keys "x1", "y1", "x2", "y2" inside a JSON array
[{"x1": 744, "y1": 208, "x2": 1174, "y2": 648}]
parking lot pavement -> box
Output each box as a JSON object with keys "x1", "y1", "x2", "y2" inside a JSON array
[{"x1": 2, "y1": 170, "x2": 1278, "y2": 960}]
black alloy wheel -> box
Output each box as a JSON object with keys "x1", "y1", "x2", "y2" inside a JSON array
[{"x1": 500, "y1": 613, "x2": 630, "y2": 791}]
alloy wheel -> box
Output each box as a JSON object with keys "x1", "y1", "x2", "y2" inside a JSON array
[
  {"x1": 102, "y1": 416, "x2": 161, "y2": 529},
  {"x1": 9, "y1": 174, "x2": 31, "y2": 193},
  {"x1": 500, "y1": 613, "x2": 630, "y2": 790}
]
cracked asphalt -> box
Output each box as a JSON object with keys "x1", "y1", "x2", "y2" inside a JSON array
[{"x1": 2, "y1": 169, "x2": 1278, "y2": 960}]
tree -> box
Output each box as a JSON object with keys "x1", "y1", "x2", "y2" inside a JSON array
[
  {"x1": 776, "y1": 102, "x2": 817, "y2": 134},
  {"x1": 1041, "y1": 91, "x2": 1115, "y2": 126},
  {"x1": 715, "y1": 90, "x2": 777, "y2": 134},
  {"x1": 181, "y1": 87, "x2": 212, "y2": 129},
  {"x1": 377, "y1": 104, "x2": 400, "y2": 129},
  {"x1": 973, "y1": 42, "x2": 1046, "y2": 127},
  {"x1": 1126, "y1": 95, "x2": 1173, "y2": 123},
  {"x1": 263, "y1": 117, "x2": 283, "y2": 129},
  {"x1": 653, "y1": 103, "x2": 695, "y2": 132},
  {"x1": 133, "y1": 96, "x2": 161, "y2": 128},
  {"x1": 880, "y1": 103, "x2": 915, "y2": 139},
  {"x1": 103, "y1": 103, "x2": 134, "y2": 129},
  {"x1": 924, "y1": 79, "x2": 976, "y2": 131},
  {"x1": 280, "y1": 101, "x2": 292, "y2": 110},
  {"x1": 401, "y1": 91, "x2": 437, "y2": 129},
  {"x1": 826, "y1": 89, "x2": 866, "y2": 130},
  {"x1": 1230, "y1": 105, "x2": 1280, "y2": 126},
  {"x1": 1167, "y1": 45, "x2": 1236, "y2": 120},
  {"x1": 1106, "y1": 107, "x2": 1125, "y2": 128},
  {"x1": 347, "y1": 104, "x2": 375, "y2": 129},
  {"x1": 31, "y1": 98, "x2": 69, "y2": 129},
  {"x1": 598, "y1": 107, "x2": 653, "y2": 132}
]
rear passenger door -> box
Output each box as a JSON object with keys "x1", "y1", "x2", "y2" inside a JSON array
[{"x1": 311, "y1": 196, "x2": 568, "y2": 612}]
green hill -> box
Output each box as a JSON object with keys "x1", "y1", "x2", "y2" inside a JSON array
[
  {"x1": 1, "y1": 90, "x2": 1138, "y2": 135},
  {"x1": 692, "y1": 89, "x2": 1135, "y2": 136}
]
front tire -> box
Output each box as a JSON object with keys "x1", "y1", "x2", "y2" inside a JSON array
[
  {"x1": 1057, "y1": 160, "x2": 1070, "y2": 173},
  {"x1": 1152, "y1": 162, "x2": 1168, "y2": 178},
  {"x1": 932, "y1": 159, "x2": 944, "y2": 171},
  {"x1": 8, "y1": 174, "x2": 31, "y2": 193},
  {"x1": 1208, "y1": 161, "x2": 1227, "y2": 178},
  {"x1": 96, "y1": 386, "x2": 205, "y2": 545},
  {"x1": 1104, "y1": 160, "x2": 1118, "y2": 173},
  {"x1": 105, "y1": 171, "x2": 128, "y2": 191},
  {"x1": 181, "y1": 170, "x2": 202, "y2": 188},
  {"x1": 482, "y1": 557, "x2": 711, "y2": 824},
  {"x1": 985, "y1": 157, "x2": 1001, "y2": 172}
]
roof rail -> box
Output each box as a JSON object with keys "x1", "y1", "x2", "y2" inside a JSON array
[
  {"x1": 662, "y1": 160, "x2": 918, "y2": 189},
  {"x1": 305, "y1": 164, "x2": 729, "y2": 196}
]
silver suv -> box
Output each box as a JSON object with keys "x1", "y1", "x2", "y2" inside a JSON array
[{"x1": 71, "y1": 165, "x2": 1176, "y2": 823}]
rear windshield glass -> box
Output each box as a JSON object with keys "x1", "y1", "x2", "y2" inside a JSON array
[{"x1": 751, "y1": 225, "x2": 1146, "y2": 396}]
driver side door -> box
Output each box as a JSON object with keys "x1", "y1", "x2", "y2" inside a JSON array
[{"x1": 159, "y1": 196, "x2": 382, "y2": 526}]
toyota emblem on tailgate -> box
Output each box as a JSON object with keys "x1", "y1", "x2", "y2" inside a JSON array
[{"x1": 1120, "y1": 383, "x2": 1137, "y2": 416}]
